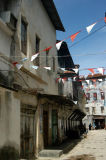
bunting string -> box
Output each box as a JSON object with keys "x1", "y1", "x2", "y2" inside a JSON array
[
  {"x1": 26, "y1": 17, "x2": 105, "y2": 62},
  {"x1": 0, "y1": 50, "x2": 106, "y2": 58},
  {"x1": 0, "y1": 16, "x2": 105, "y2": 75}
]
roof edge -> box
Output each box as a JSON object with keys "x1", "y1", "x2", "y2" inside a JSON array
[{"x1": 41, "y1": 0, "x2": 65, "y2": 32}]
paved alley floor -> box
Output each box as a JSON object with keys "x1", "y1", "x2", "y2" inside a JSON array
[{"x1": 38, "y1": 130, "x2": 106, "y2": 160}]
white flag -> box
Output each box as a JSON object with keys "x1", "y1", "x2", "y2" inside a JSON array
[
  {"x1": 86, "y1": 80, "x2": 90, "y2": 84},
  {"x1": 73, "y1": 68, "x2": 79, "y2": 74},
  {"x1": 86, "y1": 23, "x2": 96, "y2": 34},
  {"x1": 31, "y1": 53, "x2": 39, "y2": 62},
  {"x1": 97, "y1": 68, "x2": 104, "y2": 75},
  {"x1": 16, "y1": 64, "x2": 23, "y2": 70},
  {"x1": 61, "y1": 68, "x2": 65, "y2": 71},
  {"x1": 44, "y1": 67, "x2": 51, "y2": 70},
  {"x1": 62, "y1": 78, "x2": 65, "y2": 83},
  {"x1": 74, "y1": 101, "x2": 77, "y2": 105},
  {"x1": 56, "y1": 41, "x2": 63, "y2": 50},
  {"x1": 21, "y1": 57, "x2": 28, "y2": 62},
  {"x1": 98, "y1": 79, "x2": 102, "y2": 82},
  {"x1": 59, "y1": 78, "x2": 62, "y2": 83},
  {"x1": 31, "y1": 65, "x2": 39, "y2": 70},
  {"x1": 73, "y1": 77, "x2": 76, "y2": 81}
]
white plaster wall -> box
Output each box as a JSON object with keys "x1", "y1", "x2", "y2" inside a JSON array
[
  {"x1": 14, "y1": 0, "x2": 59, "y2": 95},
  {"x1": 0, "y1": 27, "x2": 11, "y2": 57},
  {"x1": 83, "y1": 80, "x2": 106, "y2": 116},
  {"x1": 0, "y1": 88, "x2": 20, "y2": 151}
]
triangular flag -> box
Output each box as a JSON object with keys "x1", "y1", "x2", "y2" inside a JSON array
[
  {"x1": 98, "y1": 79, "x2": 102, "y2": 82},
  {"x1": 56, "y1": 78, "x2": 59, "y2": 83},
  {"x1": 81, "y1": 85, "x2": 84, "y2": 89},
  {"x1": 21, "y1": 57, "x2": 28, "y2": 62},
  {"x1": 59, "y1": 78, "x2": 62, "y2": 83},
  {"x1": 92, "y1": 79, "x2": 96, "y2": 83},
  {"x1": 94, "y1": 83, "x2": 96, "y2": 88},
  {"x1": 74, "y1": 101, "x2": 77, "y2": 105},
  {"x1": 12, "y1": 61, "x2": 18, "y2": 66},
  {"x1": 62, "y1": 78, "x2": 65, "y2": 84},
  {"x1": 86, "y1": 23, "x2": 96, "y2": 34},
  {"x1": 70, "y1": 31, "x2": 80, "y2": 42},
  {"x1": 88, "y1": 68, "x2": 95, "y2": 75},
  {"x1": 61, "y1": 68, "x2": 66, "y2": 71},
  {"x1": 86, "y1": 80, "x2": 90, "y2": 84},
  {"x1": 56, "y1": 41, "x2": 63, "y2": 50},
  {"x1": 73, "y1": 77, "x2": 76, "y2": 81},
  {"x1": 84, "y1": 75, "x2": 88, "y2": 78},
  {"x1": 31, "y1": 65, "x2": 39, "y2": 70},
  {"x1": 73, "y1": 68, "x2": 79, "y2": 74},
  {"x1": 16, "y1": 64, "x2": 23, "y2": 70},
  {"x1": 43, "y1": 46, "x2": 52, "y2": 52},
  {"x1": 104, "y1": 17, "x2": 106, "y2": 23},
  {"x1": 68, "y1": 78, "x2": 72, "y2": 81},
  {"x1": 97, "y1": 68, "x2": 104, "y2": 75},
  {"x1": 31, "y1": 53, "x2": 39, "y2": 62},
  {"x1": 44, "y1": 67, "x2": 51, "y2": 70}
]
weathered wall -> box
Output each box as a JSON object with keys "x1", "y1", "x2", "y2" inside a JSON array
[
  {"x1": 13, "y1": 0, "x2": 59, "y2": 95},
  {"x1": 83, "y1": 80, "x2": 106, "y2": 115},
  {"x1": 0, "y1": 87, "x2": 20, "y2": 151}
]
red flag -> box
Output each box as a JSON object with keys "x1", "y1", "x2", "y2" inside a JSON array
[
  {"x1": 94, "y1": 83, "x2": 96, "y2": 88},
  {"x1": 81, "y1": 85, "x2": 84, "y2": 89},
  {"x1": 12, "y1": 62, "x2": 18, "y2": 66},
  {"x1": 104, "y1": 17, "x2": 106, "y2": 23},
  {"x1": 56, "y1": 78, "x2": 60, "y2": 83},
  {"x1": 88, "y1": 68, "x2": 95, "y2": 75},
  {"x1": 92, "y1": 79, "x2": 96, "y2": 83},
  {"x1": 62, "y1": 77, "x2": 67, "y2": 81},
  {"x1": 43, "y1": 46, "x2": 52, "y2": 52},
  {"x1": 70, "y1": 31, "x2": 80, "y2": 42}
]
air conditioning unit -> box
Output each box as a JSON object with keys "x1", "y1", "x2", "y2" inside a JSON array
[{"x1": 0, "y1": 11, "x2": 17, "y2": 30}]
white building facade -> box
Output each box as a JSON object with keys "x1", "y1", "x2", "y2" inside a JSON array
[{"x1": 82, "y1": 75, "x2": 106, "y2": 129}]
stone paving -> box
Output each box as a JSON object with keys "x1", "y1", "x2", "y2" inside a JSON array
[{"x1": 37, "y1": 130, "x2": 106, "y2": 160}]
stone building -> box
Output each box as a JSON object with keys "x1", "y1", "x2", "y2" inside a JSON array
[
  {"x1": 82, "y1": 74, "x2": 106, "y2": 130},
  {"x1": 57, "y1": 41, "x2": 86, "y2": 139},
  {"x1": 0, "y1": 0, "x2": 85, "y2": 159}
]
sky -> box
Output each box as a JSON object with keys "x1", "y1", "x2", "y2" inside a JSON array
[{"x1": 53, "y1": 0, "x2": 106, "y2": 76}]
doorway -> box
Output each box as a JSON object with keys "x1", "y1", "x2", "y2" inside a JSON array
[
  {"x1": 20, "y1": 105, "x2": 36, "y2": 159},
  {"x1": 52, "y1": 110, "x2": 58, "y2": 145},
  {"x1": 43, "y1": 110, "x2": 49, "y2": 147}
]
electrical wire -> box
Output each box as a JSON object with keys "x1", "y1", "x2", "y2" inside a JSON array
[{"x1": 68, "y1": 25, "x2": 106, "y2": 49}]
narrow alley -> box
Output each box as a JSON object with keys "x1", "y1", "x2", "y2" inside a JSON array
[{"x1": 38, "y1": 130, "x2": 106, "y2": 160}]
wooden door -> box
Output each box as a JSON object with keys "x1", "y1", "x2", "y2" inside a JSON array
[
  {"x1": 43, "y1": 110, "x2": 49, "y2": 147},
  {"x1": 20, "y1": 106, "x2": 35, "y2": 159},
  {"x1": 52, "y1": 110, "x2": 58, "y2": 144}
]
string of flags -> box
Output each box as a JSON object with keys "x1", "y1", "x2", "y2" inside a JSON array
[{"x1": 11, "y1": 16, "x2": 106, "y2": 70}]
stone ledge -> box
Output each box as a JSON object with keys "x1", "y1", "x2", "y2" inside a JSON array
[{"x1": 38, "y1": 149, "x2": 63, "y2": 158}]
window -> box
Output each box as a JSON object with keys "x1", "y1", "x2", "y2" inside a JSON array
[
  {"x1": 52, "y1": 57, "x2": 55, "y2": 72},
  {"x1": 86, "y1": 93, "x2": 90, "y2": 100},
  {"x1": 21, "y1": 18, "x2": 27, "y2": 54},
  {"x1": 101, "y1": 92, "x2": 105, "y2": 100},
  {"x1": 93, "y1": 93, "x2": 97, "y2": 101},
  {"x1": 46, "y1": 50, "x2": 49, "y2": 67},
  {"x1": 33, "y1": 35, "x2": 40, "y2": 66},
  {"x1": 86, "y1": 107, "x2": 89, "y2": 113},
  {"x1": 36, "y1": 36, "x2": 40, "y2": 53},
  {"x1": 92, "y1": 107, "x2": 96, "y2": 114},
  {"x1": 101, "y1": 106, "x2": 104, "y2": 113}
]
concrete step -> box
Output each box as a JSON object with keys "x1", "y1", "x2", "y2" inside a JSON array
[{"x1": 38, "y1": 149, "x2": 63, "y2": 158}]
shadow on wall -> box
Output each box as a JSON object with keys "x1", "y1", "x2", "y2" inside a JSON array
[{"x1": 0, "y1": 145, "x2": 19, "y2": 160}]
